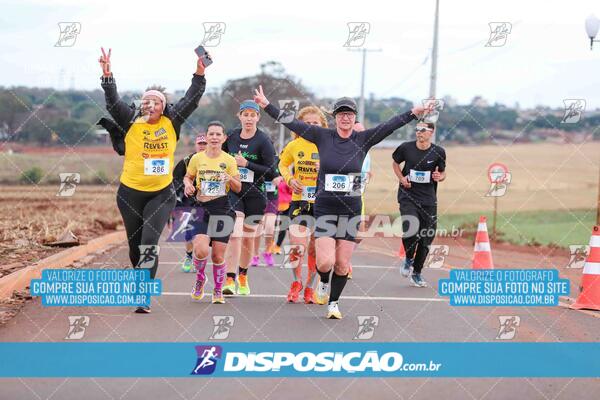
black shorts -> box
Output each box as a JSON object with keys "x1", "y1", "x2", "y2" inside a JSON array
[
  {"x1": 288, "y1": 200, "x2": 315, "y2": 228},
  {"x1": 189, "y1": 196, "x2": 236, "y2": 244},
  {"x1": 313, "y1": 195, "x2": 362, "y2": 242},
  {"x1": 228, "y1": 189, "x2": 266, "y2": 225}
]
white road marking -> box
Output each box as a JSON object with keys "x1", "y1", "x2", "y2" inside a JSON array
[{"x1": 161, "y1": 292, "x2": 448, "y2": 302}]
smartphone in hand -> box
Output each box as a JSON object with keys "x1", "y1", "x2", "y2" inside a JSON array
[{"x1": 194, "y1": 45, "x2": 213, "y2": 67}]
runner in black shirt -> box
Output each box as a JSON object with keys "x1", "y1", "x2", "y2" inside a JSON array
[
  {"x1": 392, "y1": 121, "x2": 446, "y2": 287},
  {"x1": 221, "y1": 100, "x2": 276, "y2": 296},
  {"x1": 172, "y1": 134, "x2": 207, "y2": 272},
  {"x1": 254, "y1": 85, "x2": 430, "y2": 319}
]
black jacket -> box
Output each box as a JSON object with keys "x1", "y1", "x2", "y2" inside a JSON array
[{"x1": 96, "y1": 74, "x2": 206, "y2": 155}]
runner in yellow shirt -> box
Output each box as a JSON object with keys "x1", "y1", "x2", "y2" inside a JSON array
[
  {"x1": 184, "y1": 121, "x2": 241, "y2": 304},
  {"x1": 97, "y1": 47, "x2": 208, "y2": 314},
  {"x1": 278, "y1": 106, "x2": 327, "y2": 303}
]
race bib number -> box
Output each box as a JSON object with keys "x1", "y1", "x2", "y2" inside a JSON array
[
  {"x1": 324, "y1": 174, "x2": 351, "y2": 192},
  {"x1": 409, "y1": 169, "x2": 431, "y2": 183},
  {"x1": 301, "y1": 186, "x2": 316, "y2": 201},
  {"x1": 264, "y1": 181, "x2": 276, "y2": 192},
  {"x1": 200, "y1": 180, "x2": 226, "y2": 196},
  {"x1": 238, "y1": 167, "x2": 254, "y2": 183},
  {"x1": 144, "y1": 158, "x2": 169, "y2": 175}
]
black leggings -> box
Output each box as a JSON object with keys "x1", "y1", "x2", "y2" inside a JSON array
[
  {"x1": 116, "y1": 183, "x2": 176, "y2": 278},
  {"x1": 400, "y1": 201, "x2": 437, "y2": 274},
  {"x1": 276, "y1": 207, "x2": 290, "y2": 246}
]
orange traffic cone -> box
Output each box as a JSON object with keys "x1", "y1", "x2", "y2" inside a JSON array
[
  {"x1": 571, "y1": 226, "x2": 600, "y2": 310},
  {"x1": 472, "y1": 216, "x2": 494, "y2": 269},
  {"x1": 397, "y1": 239, "x2": 406, "y2": 258}
]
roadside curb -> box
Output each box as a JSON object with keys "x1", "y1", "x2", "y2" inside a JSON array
[{"x1": 0, "y1": 231, "x2": 125, "y2": 300}]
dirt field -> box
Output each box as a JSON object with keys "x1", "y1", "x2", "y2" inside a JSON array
[
  {"x1": 365, "y1": 142, "x2": 600, "y2": 215},
  {"x1": 0, "y1": 185, "x2": 121, "y2": 274}
]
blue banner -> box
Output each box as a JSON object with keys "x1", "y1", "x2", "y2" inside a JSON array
[
  {"x1": 439, "y1": 269, "x2": 570, "y2": 306},
  {"x1": 0, "y1": 342, "x2": 597, "y2": 378},
  {"x1": 30, "y1": 269, "x2": 161, "y2": 307}
]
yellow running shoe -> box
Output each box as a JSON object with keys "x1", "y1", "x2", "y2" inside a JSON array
[
  {"x1": 191, "y1": 279, "x2": 205, "y2": 301},
  {"x1": 222, "y1": 277, "x2": 236, "y2": 295},
  {"x1": 315, "y1": 281, "x2": 329, "y2": 305},
  {"x1": 212, "y1": 289, "x2": 225, "y2": 304},
  {"x1": 237, "y1": 274, "x2": 250, "y2": 295},
  {"x1": 271, "y1": 244, "x2": 282, "y2": 255}
]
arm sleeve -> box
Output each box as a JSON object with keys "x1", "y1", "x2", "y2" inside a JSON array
[
  {"x1": 172, "y1": 158, "x2": 187, "y2": 194},
  {"x1": 264, "y1": 103, "x2": 328, "y2": 145},
  {"x1": 392, "y1": 144, "x2": 405, "y2": 164},
  {"x1": 361, "y1": 111, "x2": 416, "y2": 149},
  {"x1": 246, "y1": 136, "x2": 276, "y2": 179},
  {"x1": 278, "y1": 142, "x2": 295, "y2": 185},
  {"x1": 100, "y1": 75, "x2": 135, "y2": 127},
  {"x1": 170, "y1": 74, "x2": 206, "y2": 126}
]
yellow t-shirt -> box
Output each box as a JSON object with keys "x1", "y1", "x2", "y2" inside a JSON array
[
  {"x1": 186, "y1": 151, "x2": 239, "y2": 196},
  {"x1": 120, "y1": 115, "x2": 177, "y2": 192},
  {"x1": 279, "y1": 137, "x2": 319, "y2": 202}
]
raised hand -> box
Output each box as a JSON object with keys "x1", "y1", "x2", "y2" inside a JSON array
[
  {"x1": 195, "y1": 51, "x2": 211, "y2": 76},
  {"x1": 411, "y1": 101, "x2": 436, "y2": 119},
  {"x1": 99, "y1": 47, "x2": 112, "y2": 77},
  {"x1": 253, "y1": 85, "x2": 269, "y2": 108}
]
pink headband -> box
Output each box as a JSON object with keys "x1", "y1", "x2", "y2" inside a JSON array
[{"x1": 142, "y1": 90, "x2": 166, "y2": 108}]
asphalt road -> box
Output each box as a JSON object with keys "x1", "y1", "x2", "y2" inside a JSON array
[{"x1": 1, "y1": 234, "x2": 599, "y2": 399}]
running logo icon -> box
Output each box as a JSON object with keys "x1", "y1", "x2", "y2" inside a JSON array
[
  {"x1": 277, "y1": 100, "x2": 299, "y2": 124},
  {"x1": 137, "y1": 245, "x2": 159, "y2": 270},
  {"x1": 281, "y1": 245, "x2": 305, "y2": 269},
  {"x1": 65, "y1": 316, "x2": 89, "y2": 340},
  {"x1": 57, "y1": 173, "x2": 81, "y2": 197},
  {"x1": 566, "y1": 245, "x2": 590, "y2": 269},
  {"x1": 354, "y1": 316, "x2": 379, "y2": 340},
  {"x1": 55, "y1": 22, "x2": 81, "y2": 47},
  {"x1": 191, "y1": 345, "x2": 222, "y2": 375},
  {"x1": 485, "y1": 22, "x2": 512, "y2": 47},
  {"x1": 168, "y1": 208, "x2": 202, "y2": 242},
  {"x1": 421, "y1": 99, "x2": 444, "y2": 124},
  {"x1": 425, "y1": 245, "x2": 449, "y2": 269},
  {"x1": 561, "y1": 99, "x2": 585, "y2": 124},
  {"x1": 210, "y1": 316, "x2": 234, "y2": 340},
  {"x1": 496, "y1": 316, "x2": 520, "y2": 340},
  {"x1": 201, "y1": 22, "x2": 226, "y2": 47},
  {"x1": 344, "y1": 22, "x2": 370, "y2": 47}
]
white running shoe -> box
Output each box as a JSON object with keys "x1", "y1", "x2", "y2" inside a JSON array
[{"x1": 327, "y1": 301, "x2": 342, "y2": 319}]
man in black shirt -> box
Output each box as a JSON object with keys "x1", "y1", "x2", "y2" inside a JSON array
[{"x1": 392, "y1": 121, "x2": 446, "y2": 287}]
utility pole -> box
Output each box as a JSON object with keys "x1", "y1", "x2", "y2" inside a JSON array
[
  {"x1": 348, "y1": 48, "x2": 381, "y2": 124},
  {"x1": 429, "y1": 0, "x2": 440, "y2": 143}
]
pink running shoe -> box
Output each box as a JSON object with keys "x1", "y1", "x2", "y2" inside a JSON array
[{"x1": 262, "y1": 252, "x2": 274, "y2": 267}]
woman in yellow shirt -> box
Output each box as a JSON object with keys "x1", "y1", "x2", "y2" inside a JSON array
[
  {"x1": 183, "y1": 121, "x2": 241, "y2": 304},
  {"x1": 97, "y1": 47, "x2": 208, "y2": 313},
  {"x1": 278, "y1": 106, "x2": 327, "y2": 304}
]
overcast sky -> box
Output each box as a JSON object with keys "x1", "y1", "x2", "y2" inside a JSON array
[{"x1": 1, "y1": 0, "x2": 599, "y2": 108}]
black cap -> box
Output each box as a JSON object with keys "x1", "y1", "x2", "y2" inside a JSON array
[{"x1": 332, "y1": 97, "x2": 358, "y2": 116}]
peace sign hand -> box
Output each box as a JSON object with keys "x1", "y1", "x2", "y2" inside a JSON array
[
  {"x1": 99, "y1": 47, "x2": 112, "y2": 77},
  {"x1": 253, "y1": 85, "x2": 269, "y2": 108}
]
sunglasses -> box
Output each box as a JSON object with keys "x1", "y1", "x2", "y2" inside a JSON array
[{"x1": 416, "y1": 127, "x2": 433, "y2": 133}]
